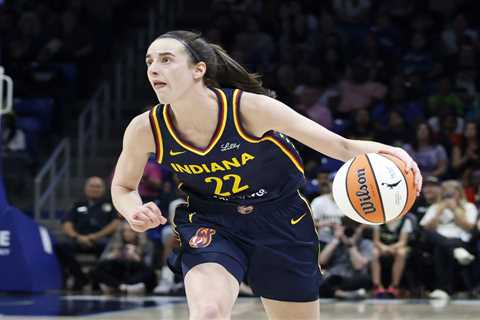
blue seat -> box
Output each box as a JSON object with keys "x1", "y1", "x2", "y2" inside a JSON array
[{"x1": 14, "y1": 98, "x2": 54, "y2": 132}]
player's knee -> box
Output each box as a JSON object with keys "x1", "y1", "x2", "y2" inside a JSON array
[{"x1": 191, "y1": 303, "x2": 230, "y2": 320}]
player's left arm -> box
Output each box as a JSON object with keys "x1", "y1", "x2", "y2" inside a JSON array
[{"x1": 240, "y1": 92, "x2": 422, "y2": 194}]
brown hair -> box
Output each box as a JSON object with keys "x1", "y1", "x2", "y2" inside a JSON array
[{"x1": 156, "y1": 30, "x2": 276, "y2": 98}]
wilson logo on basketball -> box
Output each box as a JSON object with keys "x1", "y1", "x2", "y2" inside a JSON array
[
  {"x1": 189, "y1": 227, "x2": 216, "y2": 248},
  {"x1": 356, "y1": 168, "x2": 376, "y2": 214}
]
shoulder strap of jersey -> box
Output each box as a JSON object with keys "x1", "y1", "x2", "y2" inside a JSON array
[{"x1": 148, "y1": 104, "x2": 165, "y2": 163}]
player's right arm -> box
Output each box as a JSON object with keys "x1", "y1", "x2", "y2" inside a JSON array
[{"x1": 111, "y1": 112, "x2": 167, "y2": 232}]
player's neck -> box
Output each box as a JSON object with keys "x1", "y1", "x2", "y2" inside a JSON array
[{"x1": 168, "y1": 85, "x2": 218, "y2": 130}]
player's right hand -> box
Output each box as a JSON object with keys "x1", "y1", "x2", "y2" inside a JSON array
[{"x1": 126, "y1": 202, "x2": 167, "y2": 232}]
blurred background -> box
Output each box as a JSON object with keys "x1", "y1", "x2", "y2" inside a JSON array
[{"x1": 1, "y1": 0, "x2": 480, "y2": 309}]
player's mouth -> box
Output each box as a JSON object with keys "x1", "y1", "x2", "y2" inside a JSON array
[{"x1": 152, "y1": 80, "x2": 167, "y2": 89}]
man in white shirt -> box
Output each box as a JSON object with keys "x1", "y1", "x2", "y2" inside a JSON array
[{"x1": 311, "y1": 181, "x2": 344, "y2": 230}]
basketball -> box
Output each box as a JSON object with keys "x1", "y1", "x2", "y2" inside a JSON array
[{"x1": 332, "y1": 153, "x2": 416, "y2": 225}]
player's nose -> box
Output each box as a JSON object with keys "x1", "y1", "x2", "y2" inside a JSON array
[
  {"x1": 148, "y1": 65, "x2": 160, "y2": 77},
  {"x1": 148, "y1": 61, "x2": 163, "y2": 77}
]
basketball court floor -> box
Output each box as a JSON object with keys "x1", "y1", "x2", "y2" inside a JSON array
[{"x1": 1, "y1": 293, "x2": 479, "y2": 319}]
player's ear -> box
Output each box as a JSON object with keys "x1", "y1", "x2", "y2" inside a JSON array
[{"x1": 193, "y1": 61, "x2": 207, "y2": 80}]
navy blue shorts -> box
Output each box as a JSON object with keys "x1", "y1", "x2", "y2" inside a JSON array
[{"x1": 168, "y1": 191, "x2": 321, "y2": 302}]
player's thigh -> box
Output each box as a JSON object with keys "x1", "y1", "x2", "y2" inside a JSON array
[
  {"x1": 185, "y1": 262, "x2": 240, "y2": 319},
  {"x1": 261, "y1": 297, "x2": 320, "y2": 320}
]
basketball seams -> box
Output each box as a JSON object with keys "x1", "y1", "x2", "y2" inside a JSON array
[{"x1": 365, "y1": 154, "x2": 386, "y2": 223}]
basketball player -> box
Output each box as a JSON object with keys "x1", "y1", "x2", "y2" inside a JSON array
[{"x1": 111, "y1": 31, "x2": 422, "y2": 320}]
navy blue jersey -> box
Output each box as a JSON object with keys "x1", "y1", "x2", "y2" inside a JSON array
[{"x1": 149, "y1": 88, "x2": 305, "y2": 204}]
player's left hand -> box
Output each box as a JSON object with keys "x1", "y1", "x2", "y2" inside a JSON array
[{"x1": 379, "y1": 147, "x2": 422, "y2": 196}]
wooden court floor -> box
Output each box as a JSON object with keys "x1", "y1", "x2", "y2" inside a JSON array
[{"x1": 1, "y1": 294, "x2": 480, "y2": 319}]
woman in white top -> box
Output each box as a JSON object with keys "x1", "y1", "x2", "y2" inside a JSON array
[{"x1": 420, "y1": 180, "x2": 477, "y2": 298}]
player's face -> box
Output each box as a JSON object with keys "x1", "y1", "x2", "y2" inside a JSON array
[{"x1": 145, "y1": 38, "x2": 197, "y2": 104}]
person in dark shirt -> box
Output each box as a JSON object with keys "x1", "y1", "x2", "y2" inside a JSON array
[
  {"x1": 55, "y1": 176, "x2": 121, "y2": 290},
  {"x1": 411, "y1": 176, "x2": 442, "y2": 222}
]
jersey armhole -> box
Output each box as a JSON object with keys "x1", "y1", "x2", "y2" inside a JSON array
[
  {"x1": 148, "y1": 105, "x2": 164, "y2": 163},
  {"x1": 232, "y1": 89, "x2": 304, "y2": 174}
]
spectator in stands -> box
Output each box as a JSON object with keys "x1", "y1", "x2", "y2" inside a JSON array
[
  {"x1": 428, "y1": 77, "x2": 464, "y2": 116},
  {"x1": 55, "y1": 176, "x2": 121, "y2": 290},
  {"x1": 1, "y1": 113, "x2": 26, "y2": 153},
  {"x1": 371, "y1": 216, "x2": 413, "y2": 298},
  {"x1": 345, "y1": 109, "x2": 376, "y2": 140},
  {"x1": 408, "y1": 176, "x2": 442, "y2": 294},
  {"x1": 403, "y1": 122, "x2": 448, "y2": 178},
  {"x1": 90, "y1": 222, "x2": 157, "y2": 294},
  {"x1": 452, "y1": 121, "x2": 480, "y2": 176},
  {"x1": 456, "y1": 69, "x2": 477, "y2": 104},
  {"x1": 357, "y1": 31, "x2": 390, "y2": 82},
  {"x1": 371, "y1": 75, "x2": 425, "y2": 129},
  {"x1": 311, "y1": 174, "x2": 343, "y2": 233},
  {"x1": 411, "y1": 176, "x2": 442, "y2": 222},
  {"x1": 332, "y1": 0, "x2": 371, "y2": 25},
  {"x1": 441, "y1": 13, "x2": 478, "y2": 56},
  {"x1": 375, "y1": 110, "x2": 412, "y2": 147},
  {"x1": 337, "y1": 62, "x2": 387, "y2": 114},
  {"x1": 401, "y1": 32, "x2": 433, "y2": 75},
  {"x1": 429, "y1": 108, "x2": 465, "y2": 151},
  {"x1": 420, "y1": 180, "x2": 478, "y2": 299},
  {"x1": 318, "y1": 217, "x2": 372, "y2": 299},
  {"x1": 1, "y1": 112, "x2": 30, "y2": 198}
]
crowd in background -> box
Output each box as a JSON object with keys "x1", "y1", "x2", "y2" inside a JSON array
[
  {"x1": 0, "y1": 0, "x2": 156, "y2": 201},
  {"x1": 2, "y1": 0, "x2": 480, "y2": 299}
]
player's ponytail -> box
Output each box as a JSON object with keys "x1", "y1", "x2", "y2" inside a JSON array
[
  {"x1": 156, "y1": 30, "x2": 276, "y2": 98},
  {"x1": 208, "y1": 43, "x2": 276, "y2": 98}
]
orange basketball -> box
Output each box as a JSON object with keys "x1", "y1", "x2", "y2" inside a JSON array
[{"x1": 332, "y1": 153, "x2": 416, "y2": 225}]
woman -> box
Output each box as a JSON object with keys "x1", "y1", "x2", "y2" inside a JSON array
[
  {"x1": 420, "y1": 180, "x2": 477, "y2": 299},
  {"x1": 371, "y1": 215, "x2": 412, "y2": 298},
  {"x1": 111, "y1": 30, "x2": 421, "y2": 320},
  {"x1": 403, "y1": 122, "x2": 448, "y2": 178},
  {"x1": 452, "y1": 121, "x2": 480, "y2": 175},
  {"x1": 90, "y1": 222, "x2": 157, "y2": 294}
]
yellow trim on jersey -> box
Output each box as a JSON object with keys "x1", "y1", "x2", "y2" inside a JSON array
[
  {"x1": 298, "y1": 189, "x2": 322, "y2": 274},
  {"x1": 162, "y1": 88, "x2": 228, "y2": 156},
  {"x1": 232, "y1": 89, "x2": 304, "y2": 174},
  {"x1": 150, "y1": 105, "x2": 164, "y2": 163},
  {"x1": 297, "y1": 190, "x2": 313, "y2": 215}
]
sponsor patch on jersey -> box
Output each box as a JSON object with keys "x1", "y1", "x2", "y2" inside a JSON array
[
  {"x1": 220, "y1": 142, "x2": 241, "y2": 152},
  {"x1": 189, "y1": 227, "x2": 216, "y2": 248}
]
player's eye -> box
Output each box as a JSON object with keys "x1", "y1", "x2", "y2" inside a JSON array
[
  {"x1": 146, "y1": 59, "x2": 152, "y2": 66},
  {"x1": 161, "y1": 57, "x2": 171, "y2": 63}
]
